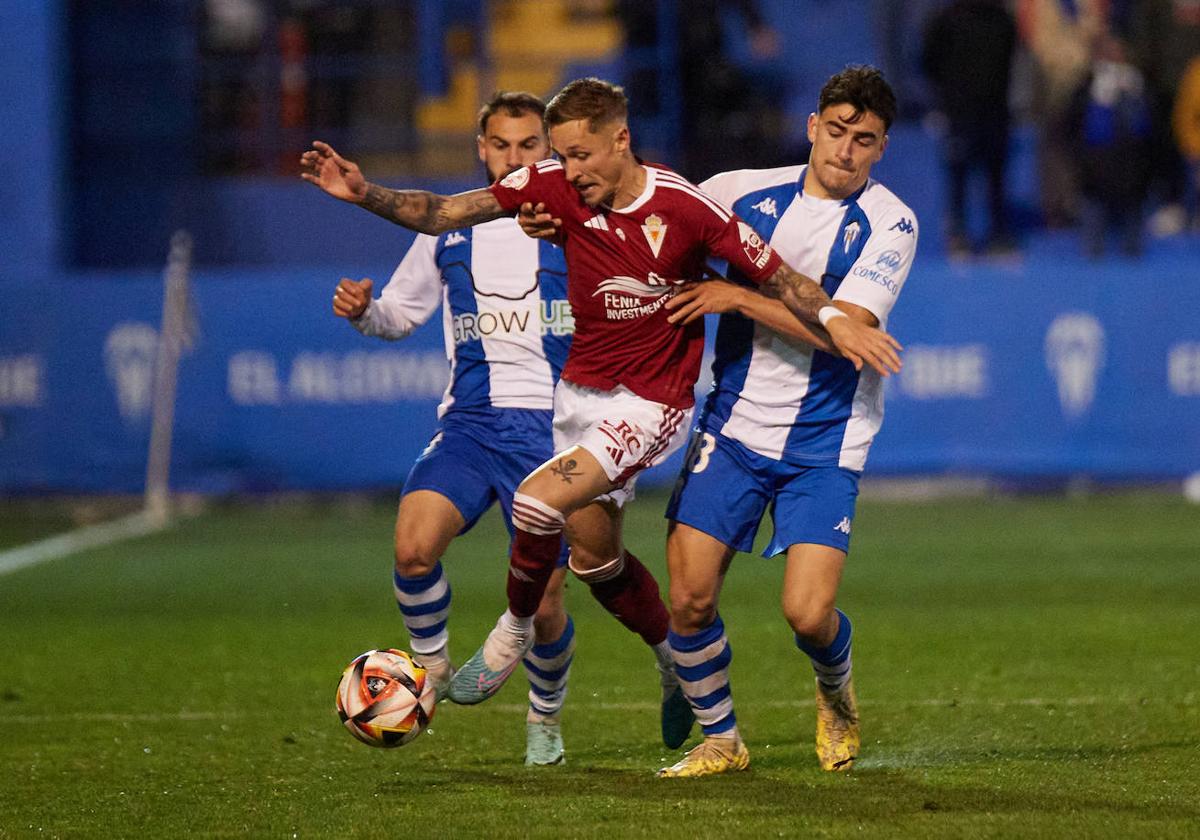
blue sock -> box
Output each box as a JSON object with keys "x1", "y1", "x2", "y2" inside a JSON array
[
  {"x1": 669, "y1": 615, "x2": 736, "y2": 736},
  {"x1": 796, "y1": 609, "x2": 852, "y2": 694},
  {"x1": 393, "y1": 563, "x2": 451, "y2": 657},
  {"x1": 523, "y1": 615, "x2": 575, "y2": 720}
]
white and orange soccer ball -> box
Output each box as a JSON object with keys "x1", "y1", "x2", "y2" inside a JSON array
[{"x1": 335, "y1": 648, "x2": 436, "y2": 748}]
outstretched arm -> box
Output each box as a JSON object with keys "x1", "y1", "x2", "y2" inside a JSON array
[
  {"x1": 665, "y1": 280, "x2": 837, "y2": 353},
  {"x1": 762, "y1": 262, "x2": 838, "y2": 323},
  {"x1": 764, "y1": 263, "x2": 903, "y2": 376},
  {"x1": 300, "y1": 140, "x2": 507, "y2": 234}
]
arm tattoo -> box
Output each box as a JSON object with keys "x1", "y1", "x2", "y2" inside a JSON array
[
  {"x1": 764, "y1": 263, "x2": 833, "y2": 324},
  {"x1": 360, "y1": 185, "x2": 504, "y2": 234},
  {"x1": 454, "y1": 190, "x2": 508, "y2": 227},
  {"x1": 550, "y1": 457, "x2": 583, "y2": 484}
]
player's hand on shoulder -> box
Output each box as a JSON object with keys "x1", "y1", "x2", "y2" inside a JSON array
[
  {"x1": 301, "y1": 141, "x2": 368, "y2": 203},
  {"x1": 665, "y1": 279, "x2": 746, "y2": 325},
  {"x1": 825, "y1": 314, "x2": 903, "y2": 377},
  {"x1": 332, "y1": 277, "x2": 373, "y2": 319},
  {"x1": 517, "y1": 202, "x2": 564, "y2": 244}
]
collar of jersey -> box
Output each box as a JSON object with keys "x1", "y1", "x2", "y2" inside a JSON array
[
  {"x1": 606, "y1": 165, "x2": 656, "y2": 215},
  {"x1": 797, "y1": 165, "x2": 871, "y2": 208}
]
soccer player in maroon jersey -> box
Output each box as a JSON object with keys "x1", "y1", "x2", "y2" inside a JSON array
[{"x1": 302, "y1": 78, "x2": 901, "y2": 747}]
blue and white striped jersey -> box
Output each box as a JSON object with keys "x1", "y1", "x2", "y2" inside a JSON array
[
  {"x1": 698, "y1": 165, "x2": 918, "y2": 471},
  {"x1": 354, "y1": 216, "x2": 573, "y2": 419}
]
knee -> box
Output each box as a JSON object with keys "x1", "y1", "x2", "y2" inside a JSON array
[
  {"x1": 567, "y1": 545, "x2": 608, "y2": 575},
  {"x1": 782, "y1": 593, "x2": 835, "y2": 644},
  {"x1": 668, "y1": 580, "x2": 717, "y2": 634},
  {"x1": 392, "y1": 535, "x2": 440, "y2": 578}
]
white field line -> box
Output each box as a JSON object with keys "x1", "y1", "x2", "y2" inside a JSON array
[
  {"x1": 0, "y1": 510, "x2": 170, "y2": 577},
  {"x1": 0, "y1": 695, "x2": 1191, "y2": 725}
]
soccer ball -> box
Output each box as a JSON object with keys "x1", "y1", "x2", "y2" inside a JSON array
[{"x1": 335, "y1": 648, "x2": 437, "y2": 747}]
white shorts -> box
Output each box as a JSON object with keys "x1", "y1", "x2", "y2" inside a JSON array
[{"x1": 552, "y1": 380, "x2": 692, "y2": 507}]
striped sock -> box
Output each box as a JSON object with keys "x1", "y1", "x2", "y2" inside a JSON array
[
  {"x1": 523, "y1": 615, "x2": 576, "y2": 721},
  {"x1": 669, "y1": 615, "x2": 737, "y2": 737},
  {"x1": 571, "y1": 550, "x2": 669, "y2": 646},
  {"x1": 796, "y1": 608, "x2": 853, "y2": 694},
  {"x1": 392, "y1": 562, "x2": 451, "y2": 657},
  {"x1": 508, "y1": 493, "x2": 566, "y2": 618}
]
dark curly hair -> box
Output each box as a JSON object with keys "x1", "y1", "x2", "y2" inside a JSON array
[{"x1": 819, "y1": 65, "x2": 897, "y2": 131}]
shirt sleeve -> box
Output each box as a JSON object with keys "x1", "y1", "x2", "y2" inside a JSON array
[
  {"x1": 833, "y1": 211, "x2": 919, "y2": 325},
  {"x1": 352, "y1": 233, "x2": 442, "y2": 340},
  {"x1": 487, "y1": 159, "x2": 573, "y2": 216},
  {"x1": 704, "y1": 209, "x2": 783, "y2": 285}
]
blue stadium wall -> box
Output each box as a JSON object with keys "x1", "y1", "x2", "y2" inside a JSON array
[{"x1": 3, "y1": 249, "x2": 1198, "y2": 493}]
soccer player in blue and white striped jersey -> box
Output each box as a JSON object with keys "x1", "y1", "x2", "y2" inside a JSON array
[
  {"x1": 657, "y1": 66, "x2": 918, "y2": 777},
  {"x1": 330, "y1": 93, "x2": 576, "y2": 766}
]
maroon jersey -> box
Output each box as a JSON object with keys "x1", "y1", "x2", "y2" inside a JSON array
[{"x1": 490, "y1": 159, "x2": 782, "y2": 409}]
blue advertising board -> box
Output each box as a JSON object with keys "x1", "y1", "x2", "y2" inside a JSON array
[{"x1": 1, "y1": 248, "x2": 1198, "y2": 494}]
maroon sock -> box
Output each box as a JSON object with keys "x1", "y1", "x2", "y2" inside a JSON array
[
  {"x1": 584, "y1": 551, "x2": 669, "y2": 646},
  {"x1": 506, "y1": 528, "x2": 563, "y2": 618}
]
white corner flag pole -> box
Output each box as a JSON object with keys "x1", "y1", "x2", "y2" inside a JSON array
[
  {"x1": 0, "y1": 233, "x2": 196, "y2": 577},
  {"x1": 144, "y1": 230, "x2": 195, "y2": 525}
]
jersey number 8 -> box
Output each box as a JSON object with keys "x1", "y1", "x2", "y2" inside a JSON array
[{"x1": 684, "y1": 432, "x2": 716, "y2": 474}]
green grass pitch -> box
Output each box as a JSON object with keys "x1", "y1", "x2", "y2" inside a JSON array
[{"x1": 1, "y1": 491, "x2": 1197, "y2": 838}]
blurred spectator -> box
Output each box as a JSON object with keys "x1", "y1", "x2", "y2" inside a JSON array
[
  {"x1": 200, "y1": 0, "x2": 267, "y2": 172},
  {"x1": 874, "y1": 0, "x2": 946, "y2": 120},
  {"x1": 1068, "y1": 34, "x2": 1154, "y2": 257},
  {"x1": 921, "y1": 0, "x2": 1018, "y2": 257},
  {"x1": 1174, "y1": 56, "x2": 1200, "y2": 223},
  {"x1": 616, "y1": 0, "x2": 785, "y2": 181},
  {"x1": 293, "y1": 2, "x2": 372, "y2": 134},
  {"x1": 1017, "y1": 0, "x2": 1108, "y2": 228},
  {"x1": 1129, "y1": 0, "x2": 1200, "y2": 236}
]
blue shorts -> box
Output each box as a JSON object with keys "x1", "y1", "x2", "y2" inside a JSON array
[
  {"x1": 666, "y1": 430, "x2": 861, "y2": 556},
  {"x1": 403, "y1": 411, "x2": 568, "y2": 566}
]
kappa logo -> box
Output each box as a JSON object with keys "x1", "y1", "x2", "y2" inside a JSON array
[
  {"x1": 834, "y1": 517, "x2": 852, "y2": 535},
  {"x1": 737, "y1": 221, "x2": 773, "y2": 269},
  {"x1": 641, "y1": 213, "x2": 668, "y2": 258},
  {"x1": 889, "y1": 217, "x2": 915, "y2": 235},
  {"x1": 751, "y1": 197, "x2": 778, "y2": 218},
  {"x1": 843, "y1": 221, "x2": 861, "y2": 253},
  {"x1": 444, "y1": 231, "x2": 467, "y2": 247},
  {"x1": 499, "y1": 167, "x2": 530, "y2": 190}
]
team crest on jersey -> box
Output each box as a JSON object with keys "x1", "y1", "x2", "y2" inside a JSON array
[
  {"x1": 641, "y1": 213, "x2": 667, "y2": 258},
  {"x1": 843, "y1": 221, "x2": 861, "y2": 253},
  {"x1": 500, "y1": 167, "x2": 530, "y2": 190},
  {"x1": 616, "y1": 227, "x2": 626, "y2": 241},
  {"x1": 737, "y1": 221, "x2": 772, "y2": 269}
]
